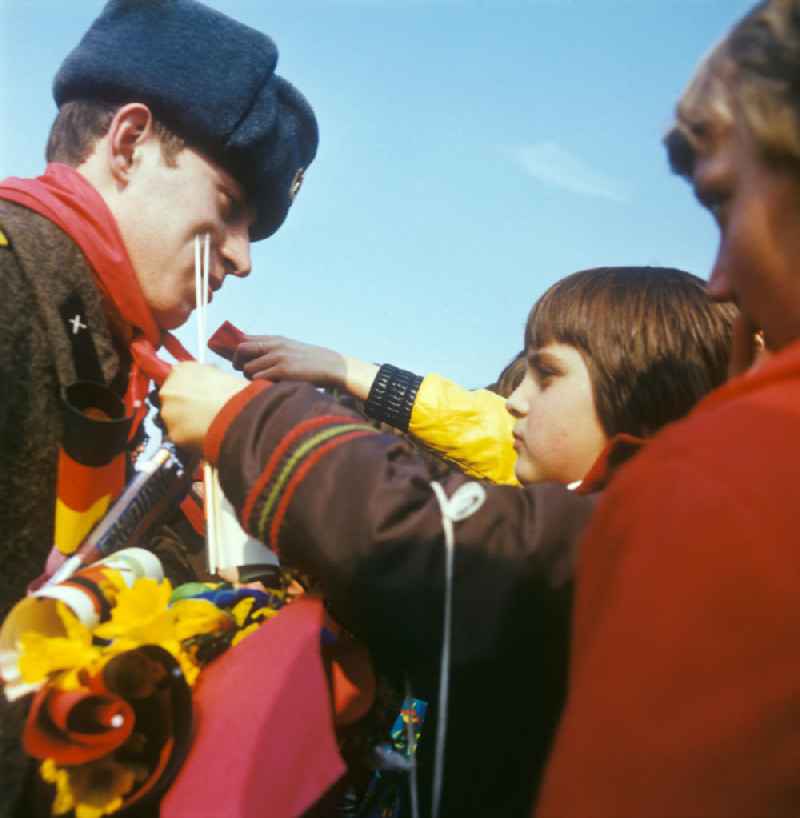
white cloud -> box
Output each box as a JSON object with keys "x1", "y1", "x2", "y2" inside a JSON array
[{"x1": 512, "y1": 141, "x2": 631, "y2": 204}]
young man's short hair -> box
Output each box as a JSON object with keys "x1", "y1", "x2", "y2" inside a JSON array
[
  {"x1": 46, "y1": 99, "x2": 185, "y2": 167},
  {"x1": 527, "y1": 266, "x2": 737, "y2": 438}
]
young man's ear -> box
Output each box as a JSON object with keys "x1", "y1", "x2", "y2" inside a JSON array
[{"x1": 107, "y1": 103, "x2": 155, "y2": 184}]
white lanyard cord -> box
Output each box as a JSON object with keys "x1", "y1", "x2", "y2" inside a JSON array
[{"x1": 429, "y1": 480, "x2": 486, "y2": 818}]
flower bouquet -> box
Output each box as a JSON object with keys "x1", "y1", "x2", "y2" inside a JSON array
[{"x1": 0, "y1": 549, "x2": 286, "y2": 818}]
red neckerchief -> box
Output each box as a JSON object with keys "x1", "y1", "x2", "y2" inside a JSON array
[{"x1": 0, "y1": 163, "x2": 192, "y2": 436}]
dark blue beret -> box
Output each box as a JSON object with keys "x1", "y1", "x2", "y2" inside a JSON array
[{"x1": 53, "y1": 0, "x2": 318, "y2": 241}]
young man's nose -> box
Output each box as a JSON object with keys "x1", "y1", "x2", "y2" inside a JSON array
[{"x1": 220, "y1": 227, "x2": 252, "y2": 279}]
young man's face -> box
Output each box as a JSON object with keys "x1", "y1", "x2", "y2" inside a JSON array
[
  {"x1": 505, "y1": 342, "x2": 607, "y2": 485},
  {"x1": 113, "y1": 141, "x2": 254, "y2": 330},
  {"x1": 690, "y1": 119, "x2": 800, "y2": 351}
]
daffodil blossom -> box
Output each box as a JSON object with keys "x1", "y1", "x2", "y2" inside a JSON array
[
  {"x1": 19, "y1": 603, "x2": 102, "y2": 688},
  {"x1": 42, "y1": 756, "x2": 138, "y2": 818}
]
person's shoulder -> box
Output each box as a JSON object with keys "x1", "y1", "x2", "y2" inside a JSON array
[
  {"x1": 600, "y1": 371, "x2": 800, "y2": 534},
  {"x1": 631, "y1": 360, "x2": 800, "y2": 475},
  {"x1": 0, "y1": 199, "x2": 78, "y2": 253},
  {"x1": 0, "y1": 199, "x2": 96, "y2": 300},
  {"x1": 0, "y1": 204, "x2": 34, "y2": 299}
]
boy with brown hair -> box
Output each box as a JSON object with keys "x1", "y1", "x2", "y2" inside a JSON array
[{"x1": 159, "y1": 265, "x2": 735, "y2": 817}]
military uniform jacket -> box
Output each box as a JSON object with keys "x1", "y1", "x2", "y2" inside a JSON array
[
  {"x1": 0, "y1": 200, "x2": 127, "y2": 619},
  {"x1": 205, "y1": 380, "x2": 599, "y2": 818}
]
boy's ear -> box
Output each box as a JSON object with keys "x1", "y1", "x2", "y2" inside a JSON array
[{"x1": 107, "y1": 103, "x2": 155, "y2": 184}]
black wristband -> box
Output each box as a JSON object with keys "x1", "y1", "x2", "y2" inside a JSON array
[{"x1": 364, "y1": 364, "x2": 423, "y2": 432}]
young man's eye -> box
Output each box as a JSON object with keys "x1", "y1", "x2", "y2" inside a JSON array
[{"x1": 220, "y1": 192, "x2": 242, "y2": 224}]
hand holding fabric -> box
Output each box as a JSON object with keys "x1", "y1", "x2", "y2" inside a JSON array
[
  {"x1": 231, "y1": 334, "x2": 379, "y2": 400},
  {"x1": 160, "y1": 362, "x2": 247, "y2": 451},
  {"x1": 231, "y1": 334, "x2": 346, "y2": 384}
]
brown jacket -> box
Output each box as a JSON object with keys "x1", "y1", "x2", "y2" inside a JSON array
[
  {"x1": 0, "y1": 200, "x2": 127, "y2": 619},
  {"x1": 207, "y1": 380, "x2": 599, "y2": 818}
]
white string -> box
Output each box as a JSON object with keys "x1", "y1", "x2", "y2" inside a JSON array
[
  {"x1": 428, "y1": 480, "x2": 486, "y2": 818},
  {"x1": 194, "y1": 236, "x2": 204, "y2": 363},
  {"x1": 195, "y1": 234, "x2": 218, "y2": 574},
  {"x1": 202, "y1": 232, "x2": 210, "y2": 348}
]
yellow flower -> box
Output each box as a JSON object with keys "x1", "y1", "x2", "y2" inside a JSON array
[
  {"x1": 42, "y1": 756, "x2": 137, "y2": 818},
  {"x1": 19, "y1": 603, "x2": 101, "y2": 687},
  {"x1": 176, "y1": 653, "x2": 201, "y2": 687},
  {"x1": 228, "y1": 598, "x2": 278, "y2": 647},
  {"x1": 171, "y1": 598, "x2": 232, "y2": 641},
  {"x1": 41, "y1": 758, "x2": 74, "y2": 815},
  {"x1": 231, "y1": 622, "x2": 261, "y2": 648},
  {"x1": 93, "y1": 578, "x2": 174, "y2": 645},
  {"x1": 231, "y1": 596, "x2": 255, "y2": 627},
  {"x1": 252, "y1": 606, "x2": 279, "y2": 622}
]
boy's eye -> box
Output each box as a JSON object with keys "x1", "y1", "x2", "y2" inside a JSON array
[{"x1": 529, "y1": 357, "x2": 559, "y2": 387}]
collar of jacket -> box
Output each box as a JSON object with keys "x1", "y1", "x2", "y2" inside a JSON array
[
  {"x1": 576, "y1": 433, "x2": 645, "y2": 495},
  {"x1": 692, "y1": 336, "x2": 800, "y2": 414}
]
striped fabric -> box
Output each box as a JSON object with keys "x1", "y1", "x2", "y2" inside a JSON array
[{"x1": 241, "y1": 415, "x2": 378, "y2": 550}]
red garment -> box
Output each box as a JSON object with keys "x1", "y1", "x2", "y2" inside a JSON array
[
  {"x1": 162, "y1": 598, "x2": 346, "y2": 818},
  {"x1": 536, "y1": 340, "x2": 800, "y2": 818}
]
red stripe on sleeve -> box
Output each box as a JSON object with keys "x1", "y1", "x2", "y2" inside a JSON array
[
  {"x1": 204, "y1": 381, "x2": 271, "y2": 465},
  {"x1": 269, "y1": 429, "x2": 375, "y2": 547},
  {"x1": 240, "y1": 415, "x2": 360, "y2": 536}
]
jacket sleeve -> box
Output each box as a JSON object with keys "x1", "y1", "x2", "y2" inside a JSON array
[
  {"x1": 409, "y1": 373, "x2": 519, "y2": 485},
  {"x1": 206, "y1": 381, "x2": 596, "y2": 668}
]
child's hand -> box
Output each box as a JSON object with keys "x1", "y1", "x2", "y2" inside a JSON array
[
  {"x1": 160, "y1": 362, "x2": 248, "y2": 451},
  {"x1": 232, "y1": 334, "x2": 347, "y2": 387}
]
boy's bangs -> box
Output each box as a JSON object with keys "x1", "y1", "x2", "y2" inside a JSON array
[{"x1": 526, "y1": 275, "x2": 605, "y2": 356}]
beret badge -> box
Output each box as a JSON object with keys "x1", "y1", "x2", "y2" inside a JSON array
[{"x1": 289, "y1": 167, "x2": 305, "y2": 203}]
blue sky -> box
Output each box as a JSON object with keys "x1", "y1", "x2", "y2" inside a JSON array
[{"x1": 1, "y1": 0, "x2": 754, "y2": 390}]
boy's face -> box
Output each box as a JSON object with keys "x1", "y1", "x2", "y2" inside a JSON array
[
  {"x1": 112, "y1": 140, "x2": 254, "y2": 330},
  {"x1": 688, "y1": 118, "x2": 800, "y2": 351},
  {"x1": 506, "y1": 343, "x2": 607, "y2": 485}
]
